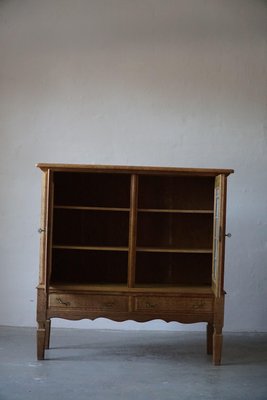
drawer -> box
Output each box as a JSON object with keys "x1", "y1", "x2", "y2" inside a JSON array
[
  {"x1": 134, "y1": 296, "x2": 213, "y2": 314},
  {"x1": 49, "y1": 293, "x2": 129, "y2": 312}
]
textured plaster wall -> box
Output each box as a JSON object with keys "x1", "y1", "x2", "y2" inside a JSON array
[{"x1": 0, "y1": 0, "x2": 266, "y2": 331}]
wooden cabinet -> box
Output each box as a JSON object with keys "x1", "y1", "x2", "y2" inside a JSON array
[{"x1": 36, "y1": 164, "x2": 233, "y2": 364}]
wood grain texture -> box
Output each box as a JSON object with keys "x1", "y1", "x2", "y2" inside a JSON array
[
  {"x1": 36, "y1": 163, "x2": 234, "y2": 176},
  {"x1": 128, "y1": 174, "x2": 138, "y2": 287}
]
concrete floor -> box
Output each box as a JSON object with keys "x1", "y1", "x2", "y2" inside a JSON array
[{"x1": 0, "y1": 327, "x2": 267, "y2": 400}]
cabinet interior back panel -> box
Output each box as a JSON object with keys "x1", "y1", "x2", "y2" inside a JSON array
[
  {"x1": 137, "y1": 213, "x2": 213, "y2": 249},
  {"x1": 135, "y1": 252, "x2": 212, "y2": 286},
  {"x1": 51, "y1": 249, "x2": 128, "y2": 284},
  {"x1": 53, "y1": 209, "x2": 129, "y2": 247},
  {"x1": 53, "y1": 172, "x2": 131, "y2": 208},
  {"x1": 138, "y1": 175, "x2": 215, "y2": 210}
]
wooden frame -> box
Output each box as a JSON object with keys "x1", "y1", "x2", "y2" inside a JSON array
[{"x1": 36, "y1": 164, "x2": 233, "y2": 364}]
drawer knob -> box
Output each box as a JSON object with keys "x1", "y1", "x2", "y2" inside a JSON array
[
  {"x1": 146, "y1": 302, "x2": 156, "y2": 309},
  {"x1": 192, "y1": 301, "x2": 205, "y2": 310},
  {"x1": 56, "y1": 297, "x2": 70, "y2": 307},
  {"x1": 103, "y1": 302, "x2": 115, "y2": 309},
  {"x1": 225, "y1": 233, "x2": 232, "y2": 238}
]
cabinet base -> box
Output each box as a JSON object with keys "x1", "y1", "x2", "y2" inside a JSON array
[{"x1": 36, "y1": 318, "x2": 223, "y2": 365}]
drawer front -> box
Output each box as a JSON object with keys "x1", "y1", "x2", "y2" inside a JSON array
[
  {"x1": 134, "y1": 296, "x2": 213, "y2": 314},
  {"x1": 49, "y1": 293, "x2": 129, "y2": 312}
]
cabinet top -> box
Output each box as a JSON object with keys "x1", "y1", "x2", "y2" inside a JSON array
[{"x1": 36, "y1": 163, "x2": 234, "y2": 176}]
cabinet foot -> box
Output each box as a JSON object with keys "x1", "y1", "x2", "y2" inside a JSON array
[
  {"x1": 45, "y1": 319, "x2": 51, "y2": 349},
  {"x1": 207, "y1": 323, "x2": 214, "y2": 355},
  {"x1": 213, "y1": 329, "x2": 223, "y2": 366},
  {"x1": 37, "y1": 323, "x2": 46, "y2": 360}
]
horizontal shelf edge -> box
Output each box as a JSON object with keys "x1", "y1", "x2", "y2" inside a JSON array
[
  {"x1": 48, "y1": 283, "x2": 213, "y2": 294},
  {"x1": 136, "y1": 247, "x2": 213, "y2": 254},
  {"x1": 53, "y1": 245, "x2": 129, "y2": 252},
  {"x1": 138, "y1": 208, "x2": 214, "y2": 214},
  {"x1": 54, "y1": 206, "x2": 130, "y2": 212}
]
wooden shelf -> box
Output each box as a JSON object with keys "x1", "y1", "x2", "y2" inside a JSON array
[
  {"x1": 54, "y1": 205, "x2": 130, "y2": 212},
  {"x1": 53, "y1": 245, "x2": 129, "y2": 252},
  {"x1": 138, "y1": 208, "x2": 214, "y2": 214},
  {"x1": 136, "y1": 247, "x2": 213, "y2": 254},
  {"x1": 49, "y1": 283, "x2": 212, "y2": 294},
  {"x1": 49, "y1": 283, "x2": 128, "y2": 292},
  {"x1": 133, "y1": 284, "x2": 213, "y2": 293}
]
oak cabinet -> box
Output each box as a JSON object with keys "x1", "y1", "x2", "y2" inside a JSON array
[{"x1": 36, "y1": 163, "x2": 233, "y2": 364}]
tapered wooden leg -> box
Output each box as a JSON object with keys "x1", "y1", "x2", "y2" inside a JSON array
[
  {"x1": 212, "y1": 295, "x2": 225, "y2": 365},
  {"x1": 37, "y1": 322, "x2": 46, "y2": 360},
  {"x1": 207, "y1": 323, "x2": 214, "y2": 355},
  {"x1": 45, "y1": 319, "x2": 51, "y2": 349},
  {"x1": 213, "y1": 326, "x2": 223, "y2": 366},
  {"x1": 37, "y1": 288, "x2": 48, "y2": 360}
]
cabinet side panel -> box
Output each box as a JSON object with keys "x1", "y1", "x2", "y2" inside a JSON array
[
  {"x1": 38, "y1": 169, "x2": 53, "y2": 290},
  {"x1": 46, "y1": 170, "x2": 54, "y2": 290},
  {"x1": 38, "y1": 171, "x2": 48, "y2": 286}
]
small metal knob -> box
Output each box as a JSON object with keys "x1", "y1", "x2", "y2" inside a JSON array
[
  {"x1": 192, "y1": 300, "x2": 205, "y2": 310},
  {"x1": 146, "y1": 302, "x2": 156, "y2": 309},
  {"x1": 103, "y1": 302, "x2": 115, "y2": 309},
  {"x1": 225, "y1": 233, "x2": 232, "y2": 238},
  {"x1": 56, "y1": 298, "x2": 70, "y2": 306},
  {"x1": 38, "y1": 228, "x2": 45, "y2": 234}
]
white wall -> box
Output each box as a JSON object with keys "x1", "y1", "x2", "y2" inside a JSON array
[{"x1": 0, "y1": 0, "x2": 266, "y2": 332}]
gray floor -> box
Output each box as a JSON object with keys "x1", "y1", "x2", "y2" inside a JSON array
[{"x1": 0, "y1": 327, "x2": 267, "y2": 400}]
